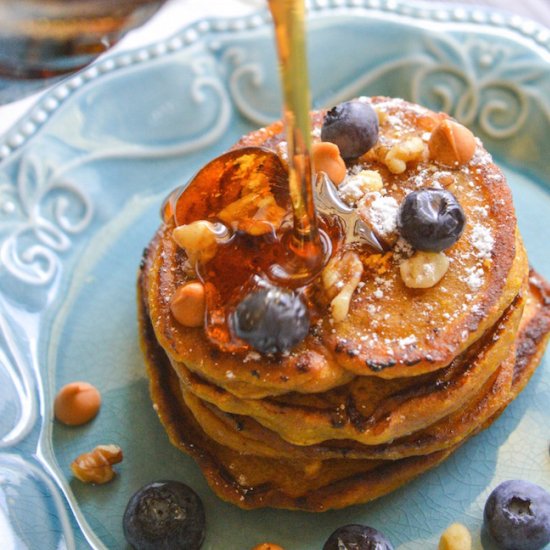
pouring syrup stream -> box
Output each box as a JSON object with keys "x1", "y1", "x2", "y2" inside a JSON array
[{"x1": 268, "y1": 0, "x2": 328, "y2": 282}]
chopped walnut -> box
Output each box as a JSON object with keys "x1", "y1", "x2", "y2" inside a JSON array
[
  {"x1": 400, "y1": 251, "x2": 449, "y2": 288},
  {"x1": 172, "y1": 220, "x2": 228, "y2": 265},
  {"x1": 216, "y1": 160, "x2": 287, "y2": 236},
  {"x1": 384, "y1": 136, "x2": 426, "y2": 174},
  {"x1": 218, "y1": 191, "x2": 285, "y2": 236},
  {"x1": 338, "y1": 170, "x2": 384, "y2": 206},
  {"x1": 71, "y1": 444, "x2": 123, "y2": 484},
  {"x1": 322, "y1": 252, "x2": 364, "y2": 322},
  {"x1": 357, "y1": 192, "x2": 399, "y2": 247},
  {"x1": 374, "y1": 107, "x2": 388, "y2": 125}
]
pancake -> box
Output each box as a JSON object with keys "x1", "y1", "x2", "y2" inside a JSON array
[
  {"x1": 179, "y1": 354, "x2": 514, "y2": 460},
  {"x1": 138, "y1": 95, "x2": 549, "y2": 512},
  {"x1": 170, "y1": 283, "x2": 525, "y2": 447},
  {"x1": 138, "y1": 267, "x2": 550, "y2": 511},
  {"x1": 143, "y1": 97, "x2": 525, "y2": 403}
]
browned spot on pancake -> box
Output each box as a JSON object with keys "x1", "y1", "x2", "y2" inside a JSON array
[
  {"x1": 513, "y1": 271, "x2": 550, "y2": 387},
  {"x1": 365, "y1": 359, "x2": 396, "y2": 372},
  {"x1": 345, "y1": 395, "x2": 371, "y2": 433},
  {"x1": 330, "y1": 407, "x2": 346, "y2": 429},
  {"x1": 334, "y1": 340, "x2": 348, "y2": 353},
  {"x1": 296, "y1": 356, "x2": 310, "y2": 373}
]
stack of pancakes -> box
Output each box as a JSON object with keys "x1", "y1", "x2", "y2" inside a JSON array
[{"x1": 138, "y1": 97, "x2": 550, "y2": 511}]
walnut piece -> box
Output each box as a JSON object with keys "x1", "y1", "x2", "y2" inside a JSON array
[
  {"x1": 172, "y1": 220, "x2": 228, "y2": 265},
  {"x1": 218, "y1": 191, "x2": 285, "y2": 235},
  {"x1": 357, "y1": 192, "x2": 399, "y2": 247},
  {"x1": 384, "y1": 136, "x2": 425, "y2": 174},
  {"x1": 71, "y1": 444, "x2": 123, "y2": 484},
  {"x1": 338, "y1": 170, "x2": 383, "y2": 206},
  {"x1": 322, "y1": 251, "x2": 364, "y2": 322},
  {"x1": 400, "y1": 251, "x2": 449, "y2": 288}
]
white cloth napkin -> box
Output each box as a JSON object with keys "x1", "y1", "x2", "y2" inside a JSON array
[{"x1": 0, "y1": 0, "x2": 264, "y2": 136}]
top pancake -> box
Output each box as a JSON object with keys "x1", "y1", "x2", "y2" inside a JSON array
[{"x1": 143, "y1": 96, "x2": 524, "y2": 395}]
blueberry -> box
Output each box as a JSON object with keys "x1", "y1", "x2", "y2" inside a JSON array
[
  {"x1": 231, "y1": 286, "x2": 310, "y2": 354},
  {"x1": 323, "y1": 524, "x2": 394, "y2": 550},
  {"x1": 397, "y1": 188, "x2": 465, "y2": 252},
  {"x1": 484, "y1": 480, "x2": 550, "y2": 550},
  {"x1": 123, "y1": 481, "x2": 205, "y2": 550},
  {"x1": 321, "y1": 100, "x2": 379, "y2": 159}
]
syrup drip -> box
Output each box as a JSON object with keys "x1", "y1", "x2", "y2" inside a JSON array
[{"x1": 267, "y1": 0, "x2": 328, "y2": 283}]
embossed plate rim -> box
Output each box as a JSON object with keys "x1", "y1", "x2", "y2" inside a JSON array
[{"x1": 1, "y1": 0, "x2": 550, "y2": 160}]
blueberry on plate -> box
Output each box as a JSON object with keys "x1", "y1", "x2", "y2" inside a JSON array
[
  {"x1": 231, "y1": 286, "x2": 310, "y2": 354},
  {"x1": 321, "y1": 100, "x2": 379, "y2": 159},
  {"x1": 484, "y1": 479, "x2": 550, "y2": 550},
  {"x1": 323, "y1": 524, "x2": 394, "y2": 550},
  {"x1": 123, "y1": 480, "x2": 205, "y2": 550},
  {"x1": 397, "y1": 188, "x2": 466, "y2": 252}
]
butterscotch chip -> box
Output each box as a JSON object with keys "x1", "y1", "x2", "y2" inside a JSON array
[
  {"x1": 429, "y1": 119, "x2": 476, "y2": 167},
  {"x1": 54, "y1": 381, "x2": 101, "y2": 426},
  {"x1": 312, "y1": 141, "x2": 347, "y2": 185},
  {"x1": 170, "y1": 282, "x2": 206, "y2": 328}
]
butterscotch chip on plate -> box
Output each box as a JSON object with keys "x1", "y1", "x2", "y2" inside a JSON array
[{"x1": 54, "y1": 381, "x2": 101, "y2": 426}]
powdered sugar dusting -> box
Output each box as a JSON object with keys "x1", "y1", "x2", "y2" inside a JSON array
[
  {"x1": 470, "y1": 224, "x2": 494, "y2": 258},
  {"x1": 398, "y1": 335, "x2": 417, "y2": 348},
  {"x1": 393, "y1": 237, "x2": 414, "y2": 261},
  {"x1": 338, "y1": 170, "x2": 383, "y2": 206},
  {"x1": 366, "y1": 194, "x2": 399, "y2": 236},
  {"x1": 463, "y1": 266, "x2": 485, "y2": 291},
  {"x1": 243, "y1": 352, "x2": 261, "y2": 364}
]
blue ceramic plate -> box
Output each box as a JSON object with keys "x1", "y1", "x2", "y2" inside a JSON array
[{"x1": 1, "y1": 2, "x2": 549, "y2": 548}]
